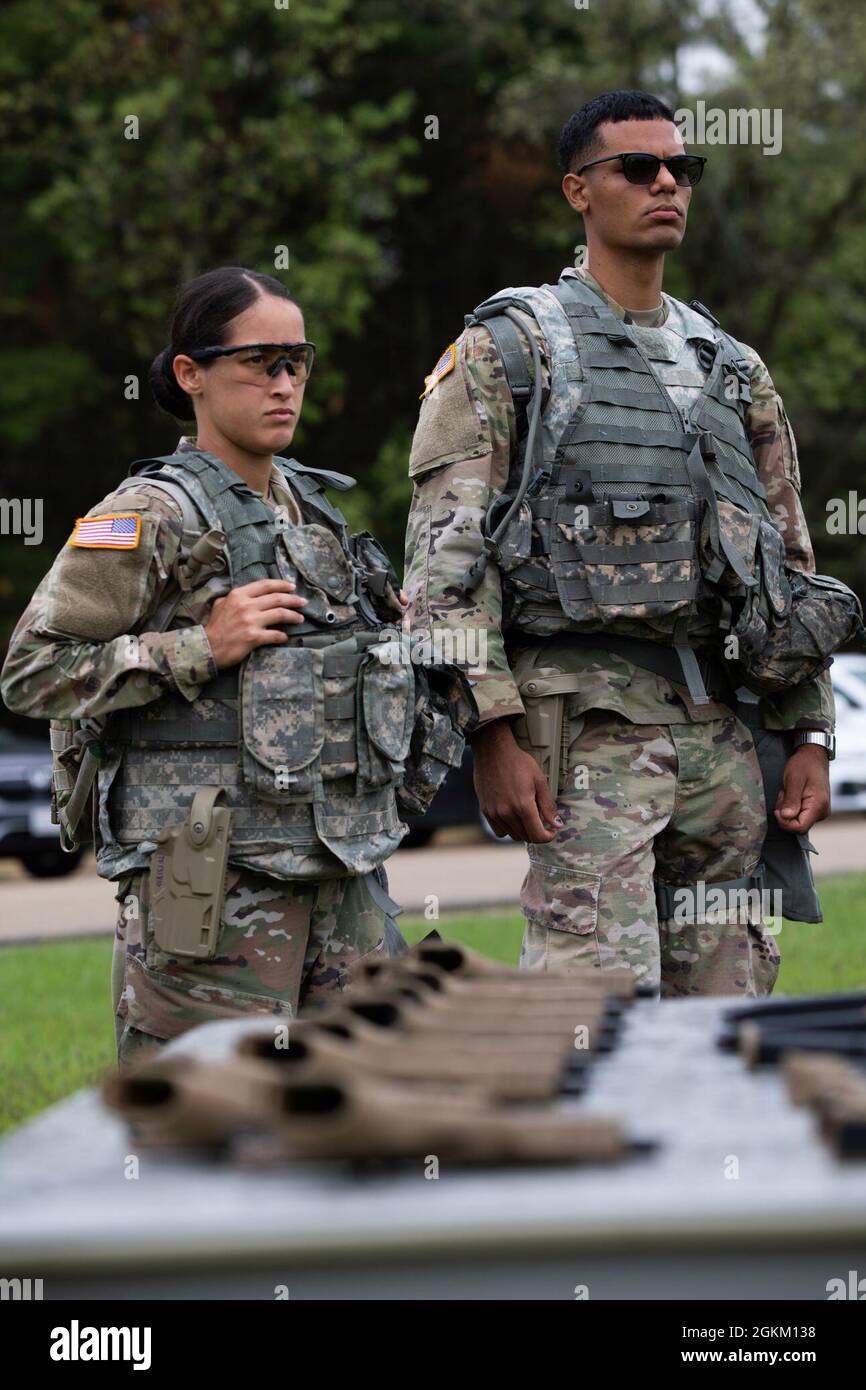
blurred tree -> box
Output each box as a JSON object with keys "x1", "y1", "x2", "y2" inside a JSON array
[
  {"x1": 0, "y1": 0, "x2": 423, "y2": 666},
  {"x1": 671, "y1": 0, "x2": 866, "y2": 593},
  {"x1": 2, "y1": 0, "x2": 864, "y2": 725}
]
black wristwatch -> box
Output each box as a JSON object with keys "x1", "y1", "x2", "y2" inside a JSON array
[{"x1": 792, "y1": 730, "x2": 836, "y2": 761}]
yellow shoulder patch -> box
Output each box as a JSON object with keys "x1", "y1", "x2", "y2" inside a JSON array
[
  {"x1": 69, "y1": 513, "x2": 142, "y2": 549},
  {"x1": 420, "y1": 342, "x2": 457, "y2": 399}
]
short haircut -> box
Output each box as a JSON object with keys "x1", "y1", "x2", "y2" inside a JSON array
[{"x1": 558, "y1": 90, "x2": 677, "y2": 174}]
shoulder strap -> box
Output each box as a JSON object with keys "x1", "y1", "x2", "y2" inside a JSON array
[
  {"x1": 688, "y1": 298, "x2": 721, "y2": 328},
  {"x1": 133, "y1": 450, "x2": 276, "y2": 585},
  {"x1": 275, "y1": 457, "x2": 354, "y2": 532},
  {"x1": 679, "y1": 306, "x2": 754, "y2": 405},
  {"x1": 478, "y1": 315, "x2": 533, "y2": 410},
  {"x1": 116, "y1": 472, "x2": 218, "y2": 634},
  {"x1": 465, "y1": 302, "x2": 548, "y2": 469},
  {"x1": 128, "y1": 452, "x2": 191, "y2": 477},
  {"x1": 549, "y1": 277, "x2": 628, "y2": 339},
  {"x1": 275, "y1": 458, "x2": 357, "y2": 492},
  {"x1": 553, "y1": 274, "x2": 610, "y2": 311}
]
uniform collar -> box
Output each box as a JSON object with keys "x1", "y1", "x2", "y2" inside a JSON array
[{"x1": 561, "y1": 245, "x2": 669, "y2": 328}]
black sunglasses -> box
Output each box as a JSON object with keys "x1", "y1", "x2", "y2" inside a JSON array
[
  {"x1": 576, "y1": 152, "x2": 707, "y2": 187},
  {"x1": 188, "y1": 341, "x2": 316, "y2": 380}
]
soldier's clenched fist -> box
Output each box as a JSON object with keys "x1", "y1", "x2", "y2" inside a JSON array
[{"x1": 204, "y1": 578, "x2": 308, "y2": 668}]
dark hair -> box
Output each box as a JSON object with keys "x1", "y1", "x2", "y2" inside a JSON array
[
  {"x1": 557, "y1": 90, "x2": 677, "y2": 175},
  {"x1": 148, "y1": 267, "x2": 299, "y2": 420}
]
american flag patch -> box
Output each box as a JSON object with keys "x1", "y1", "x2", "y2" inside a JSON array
[
  {"x1": 69, "y1": 514, "x2": 141, "y2": 549},
  {"x1": 420, "y1": 342, "x2": 457, "y2": 398}
]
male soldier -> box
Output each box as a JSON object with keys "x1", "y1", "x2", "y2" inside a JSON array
[{"x1": 403, "y1": 90, "x2": 837, "y2": 997}]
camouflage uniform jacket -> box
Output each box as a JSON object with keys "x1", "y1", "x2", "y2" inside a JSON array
[
  {"x1": 403, "y1": 247, "x2": 835, "y2": 736},
  {"x1": 0, "y1": 437, "x2": 408, "y2": 882}
]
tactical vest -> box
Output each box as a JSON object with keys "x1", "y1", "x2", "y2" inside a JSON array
[
  {"x1": 465, "y1": 275, "x2": 788, "y2": 703},
  {"x1": 464, "y1": 276, "x2": 854, "y2": 925},
  {"x1": 102, "y1": 449, "x2": 415, "y2": 878}
]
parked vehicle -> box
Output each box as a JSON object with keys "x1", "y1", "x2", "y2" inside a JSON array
[
  {"x1": 829, "y1": 654, "x2": 866, "y2": 814},
  {"x1": 0, "y1": 728, "x2": 84, "y2": 877}
]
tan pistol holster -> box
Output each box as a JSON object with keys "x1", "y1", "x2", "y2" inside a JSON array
[
  {"x1": 511, "y1": 671, "x2": 587, "y2": 801},
  {"x1": 150, "y1": 786, "x2": 233, "y2": 960}
]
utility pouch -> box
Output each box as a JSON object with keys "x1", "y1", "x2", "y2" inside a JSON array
[
  {"x1": 397, "y1": 664, "x2": 477, "y2": 817},
  {"x1": 50, "y1": 718, "x2": 104, "y2": 851},
  {"x1": 150, "y1": 787, "x2": 233, "y2": 960},
  {"x1": 276, "y1": 524, "x2": 357, "y2": 633},
  {"x1": 355, "y1": 643, "x2": 416, "y2": 791},
  {"x1": 732, "y1": 525, "x2": 865, "y2": 694},
  {"x1": 350, "y1": 531, "x2": 402, "y2": 619},
  {"x1": 239, "y1": 644, "x2": 326, "y2": 803},
  {"x1": 549, "y1": 492, "x2": 699, "y2": 627}
]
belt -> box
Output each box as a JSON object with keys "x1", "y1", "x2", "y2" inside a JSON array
[{"x1": 545, "y1": 631, "x2": 738, "y2": 707}]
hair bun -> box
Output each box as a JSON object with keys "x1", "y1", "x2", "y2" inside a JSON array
[{"x1": 149, "y1": 345, "x2": 193, "y2": 420}]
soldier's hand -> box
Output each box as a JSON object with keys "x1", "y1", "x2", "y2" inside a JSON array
[
  {"x1": 471, "y1": 719, "x2": 563, "y2": 843},
  {"x1": 204, "y1": 579, "x2": 308, "y2": 668},
  {"x1": 774, "y1": 745, "x2": 832, "y2": 834}
]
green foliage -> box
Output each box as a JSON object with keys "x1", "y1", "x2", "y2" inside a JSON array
[
  {"x1": 0, "y1": 349, "x2": 98, "y2": 447},
  {"x1": 0, "y1": 936, "x2": 116, "y2": 1135},
  {"x1": 1, "y1": 0, "x2": 865, "y2": 657}
]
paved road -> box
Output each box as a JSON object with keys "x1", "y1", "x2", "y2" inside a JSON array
[{"x1": 1, "y1": 814, "x2": 864, "y2": 947}]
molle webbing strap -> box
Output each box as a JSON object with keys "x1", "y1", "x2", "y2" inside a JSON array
[
  {"x1": 673, "y1": 614, "x2": 710, "y2": 705},
  {"x1": 530, "y1": 497, "x2": 693, "y2": 525},
  {"x1": 111, "y1": 710, "x2": 238, "y2": 746},
  {"x1": 654, "y1": 863, "x2": 766, "y2": 923},
  {"x1": 581, "y1": 384, "x2": 674, "y2": 412},
  {"x1": 544, "y1": 451, "x2": 765, "y2": 507},
  {"x1": 363, "y1": 867, "x2": 405, "y2": 920},
  {"x1": 573, "y1": 540, "x2": 693, "y2": 564},
  {"x1": 560, "y1": 424, "x2": 693, "y2": 450},
  {"x1": 108, "y1": 640, "x2": 376, "y2": 747}
]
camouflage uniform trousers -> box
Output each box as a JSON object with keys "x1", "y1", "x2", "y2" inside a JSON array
[
  {"x1": 111, "y1": 863, "x2": 387, "y2": 1067},
  {"x1": 518, "y1": 706, "x2": 781, "y2": 997}
]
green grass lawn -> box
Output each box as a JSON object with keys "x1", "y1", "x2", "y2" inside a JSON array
[{"x1": 1, "y1": 873, "x2": 864, "y2": 1136}]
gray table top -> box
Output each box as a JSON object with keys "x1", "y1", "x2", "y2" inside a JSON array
[{"x1": 2, "y1": 997, "x2": 865, "y2": 1275}]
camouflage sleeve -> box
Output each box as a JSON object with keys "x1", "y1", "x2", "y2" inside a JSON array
[
  {"x1": 742, "y1": 349, "x2": 835, "y2": 734},
  {"x1": 403, "y1": 318, "x2": 549, "y2": 730},
  {"x1": 0, "y1": 485, "x2": 217, "y2": 721}
]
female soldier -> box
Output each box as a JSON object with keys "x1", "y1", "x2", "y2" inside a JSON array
[{"x1": 1, "y1": 266, "x2": 427, "y2": 1066}]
